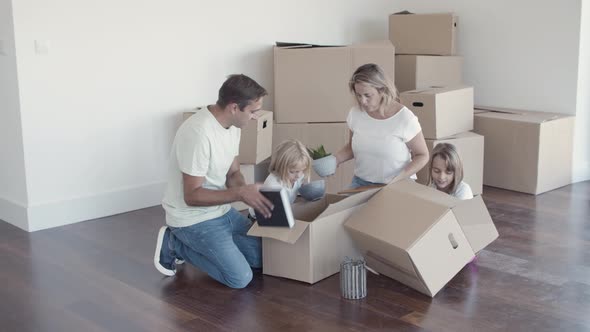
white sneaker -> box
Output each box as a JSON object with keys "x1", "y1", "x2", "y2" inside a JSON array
[{"x1": 154, "y1": 226, "x2": 176, "y2": 276}]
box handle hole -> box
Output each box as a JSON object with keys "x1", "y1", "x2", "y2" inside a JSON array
[
  {"x1": 412, "y1": 102, "x2": 424, "y2": 107},
  {"x1": 263, "y1": 120, "x2": 267, "y2": 129},
  {"x1": 448, "y1": 233, "x2": 459, "y2": 249}
]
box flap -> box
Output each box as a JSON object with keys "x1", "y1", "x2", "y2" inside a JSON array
[
  {"x1": 247, "y1": 220, "x2": 310, "y2": 244},
  {"x1": 451, "y1": 196, "x2": 499, "y2": 253},
  {"x1": 275, "y1": 41, "x2": 344, "y2": 49},
  {"x1": 316, "y1": 188, "x2": 380, "y2": 219},
  {"x1": 365, "y1": 252, "x2": 432, "y2": 296},
  {"x1": 344, "y1": 180, "x2": 453, "y2": 250},
  {"x1": 474, "y1": 106, "x2": 572, "y2": 124}
]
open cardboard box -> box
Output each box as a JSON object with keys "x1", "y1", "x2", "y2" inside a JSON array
[
  {"x1": 247, "y1": 188, "x2": 380, "y2": 284},
  {"x1": 344, "y1": 179, "x2": 498, "y2": 297}
]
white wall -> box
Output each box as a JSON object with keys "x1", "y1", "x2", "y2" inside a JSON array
[
  {"x1": 8, "y1": 0, "x2": 399, "y2": 231},
  {"x1": 574, "y1": 0, "x2": 590, "y2": 182},
  {"x1": 0, "y1": 0, "x2": 28, "y2": 229},
  {"x1": 3, "y1": 0, "x2": 587, "y2": 231},
  {"x1": 392, "y1": 0, "x2": 588, "y2": 183}
]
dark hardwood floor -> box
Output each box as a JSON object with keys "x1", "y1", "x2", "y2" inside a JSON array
[{"x1": 1, "y1": 182, "x2": 589, "y2": 332}]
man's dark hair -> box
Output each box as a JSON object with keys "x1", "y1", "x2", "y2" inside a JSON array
[{"x1": 217, "y1": 74, "x2": 268, "y2": 111}]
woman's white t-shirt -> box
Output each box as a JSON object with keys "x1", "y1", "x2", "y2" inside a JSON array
[
  {"x1": 430, "y1": 181, "x2": 474, "y2": 200},
  {"x1": 347, "y1": 106, "x2": 421, "y2": 184}
]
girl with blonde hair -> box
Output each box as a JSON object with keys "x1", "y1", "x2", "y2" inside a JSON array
[{"x1": 427, "y1": 143, "x2": 473, "y2": 199}]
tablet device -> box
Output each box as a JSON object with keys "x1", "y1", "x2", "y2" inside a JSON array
[{"x1": 254, "y1": 187, "x2": 295, "y2": 228}]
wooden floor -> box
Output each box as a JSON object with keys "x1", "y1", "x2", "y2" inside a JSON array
[{"x1": 1, "y1": 182, "x2": 589, "y2": 332}]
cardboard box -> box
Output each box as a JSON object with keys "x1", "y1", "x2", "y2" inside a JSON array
[
  {"x1": 395, "y1": 55, "x2": 463, "y2": 92},
  {"x1": 184, "y1": 109, "x2": 273, "y2": 164},
  {"x1": 401, "y1": 86, "x2": 474, "y2": 139},
  {"x1": 231, "y1": 159, "x2": 271, "y2": 211},
  {"x1": 389, "y1": 13, "x2": 457, "y2": 55},
  {"x1": 474, "y1": 107, "x2": 575, "y2": 194},
  {"x1": 274, "y1": 41, "x2": 395, "y2": 123},
  {"x1": 248, "y1": 188, "x2": 380, "y2": 283},
  {"x1": 239, "y1": 110, "x2": 273, "y2": 164},
  {"x1": 345, "y1": 180, "x2": 498, "y2": 297},
  {"x1": 273, "y1": 122, "x2": 354, "y2": 194},
  {"x1": 416, "y1": 132, "x2": 484, "y2": 195}
]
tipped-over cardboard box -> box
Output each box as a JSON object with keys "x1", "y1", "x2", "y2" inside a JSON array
[
  {"x1": 183, "y1": 109, "x2": 273, "y2": 164},
  {"x1": 417, "y1": 132, "x2": 484, "y2": 195},
  {"x1": 401, "y1": 86, "x2": 474, "y2": 139},
  {"x1": 474, "y1": 107, "x2": 575, "y2": 194},
  {"x1": 273, "y1": 122, "x2": 354, "y2": 194},
  {"x1": 248, "y1": 189, "x2": 380, "y2": 284},
  {"x1": 389, "y1": 13, "x2": 457, "y2": 55},
  {"x1": 274, "y1": 40, "x2": 395, "y2": 123},
  {"x1": 345, "y1": 180, "x2": 498, "y2": 297},
  {"x1": 395, "y1": 55, "x2": 463, "y2": 92}
]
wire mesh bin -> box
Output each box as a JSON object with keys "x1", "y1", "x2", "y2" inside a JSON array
[{"x1": 340, "y1": 257, "x2": 367, "y2": 299}]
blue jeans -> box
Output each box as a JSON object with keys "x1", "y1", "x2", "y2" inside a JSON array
[
  {"x1": 169, "y1": 208, "x2": 261, "y2": 289},
  {"x1": 349, "y1": 175, "x2": 385, "y2": 189}
]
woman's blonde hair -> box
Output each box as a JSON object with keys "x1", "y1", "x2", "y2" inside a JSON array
[
  {"x1": 427, "y1": 143, "x2": 464, "y2": 195},
  {"x1": 349, "y1": 63, "x2": 400, "y2": 114},
  {"x1": 269, "y1": 139, "x2": 312, "y2": 185}
]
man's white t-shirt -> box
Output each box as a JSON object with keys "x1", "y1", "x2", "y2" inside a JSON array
[
  {"x1": 162, "y1": 106, "x2": 240, "y2": 228},
  {"x1": 347, "y1": 106, "x2": 421, "y2": 184},
  {"x1": 430, "y1": 181, "x2": 474, "y2": 200}
]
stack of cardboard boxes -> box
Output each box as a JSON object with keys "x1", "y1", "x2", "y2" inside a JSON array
[
  {"x1": 182, "y1": 109, "x2": 274, "y2": 211},
  {"x1": 272, "y1": 40, "x2": 396, "y2": 194},
  {"x1": 390, "y1": 12, "x2": 485, "y2": 196}
]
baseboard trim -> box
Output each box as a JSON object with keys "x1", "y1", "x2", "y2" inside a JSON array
[
  {"x1": 25, "y1": 182, "x2": 166, "y2": 232},
  {"x1": 0, "y1": 197, "x2": 29, "y2": 231},
  {"x1": 573, "y1": 162, "x2": 590, "y2": 183}
]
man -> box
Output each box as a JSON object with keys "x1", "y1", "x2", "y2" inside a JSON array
[{"x1": 155, "y1": 74, "x2": 273, "y2": 289}]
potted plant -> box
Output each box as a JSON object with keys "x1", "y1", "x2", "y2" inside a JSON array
[{"x1": 307, "y1": 145, "x2": 337, "y2": 177}]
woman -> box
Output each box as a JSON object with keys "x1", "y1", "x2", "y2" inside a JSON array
[{"x1": 333, "y1": 63, "x2": 429, "y2": 188}]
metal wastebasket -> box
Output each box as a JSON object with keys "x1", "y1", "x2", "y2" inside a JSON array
[{"x1": 340, "y1": 257, "x2": 367, "y2": 299}]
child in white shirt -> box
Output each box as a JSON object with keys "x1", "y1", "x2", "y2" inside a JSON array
[
  {"x1": 249, "y1": 139, "x2": 312, "y2": 217},
  {"x1": 428, "y1": 143, "x2": 473, "y2": 200}
]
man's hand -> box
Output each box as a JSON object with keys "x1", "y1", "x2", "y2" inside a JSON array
[{"x1": 238, "y1": 184, "x2": 274, "y2": 218}]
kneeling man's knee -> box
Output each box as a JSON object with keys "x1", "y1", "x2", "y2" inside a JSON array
[{"x1": 226, "y1": 268, "x2": 253, "y2": 289}]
